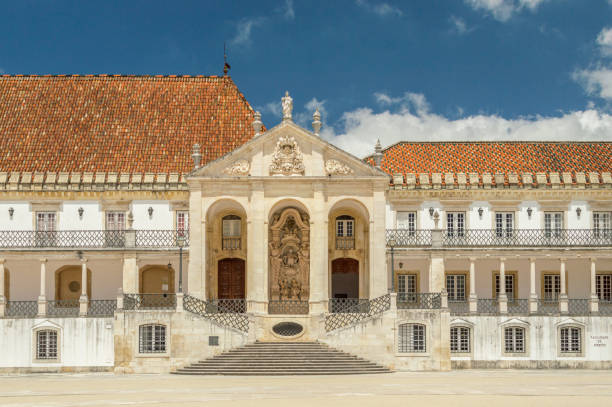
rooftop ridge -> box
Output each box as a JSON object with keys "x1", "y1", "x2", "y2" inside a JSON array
[{"x1": 0, "y1": 74, "x2": 229, "y2": 79}]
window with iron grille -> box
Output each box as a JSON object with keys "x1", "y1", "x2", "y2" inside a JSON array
[
  {"x1": 494, "y1": 274, "x2": 515, "y2": 299},
  {"x1": 504, "y1": 326, "x2": 525, "y2": 353},
  {"x1": 446, "y1": 274, "x2": 466, "y2": 301},
  {"x1": 176, "y1": 211, "x2": 189, "y2": 236},
  {"x1": 36, "y1": 330, "x2": 58, "y2": 360},
  {"x1": 398, "y1": 323, "x2": 426, "y2": 353},
  {"x1": 139, "y1": 324, "x2": 166, "y2": 353},
  {"x1": 593, "y1": 212, "x2": 611, "y2": 238},
  {"x1": 543, "y1": 274, "x2": 561, "y2": 300},
  {"x1": 446, "y1": 212, "x2": 465, "y2": 237},
  {"x1": 560, "y1": 327, "x2": 581, "y2": 353},
  {"x1": 106, "y1": 211, "x2": 125, "y2": 230},
  {"x1": 397, "y1": 274, "x2": 417, "y2": 302},
  {"x1": 544, "y1": 212, "x2": 563, "y2": 238},
  {"x1": 397, "y1": 211, "x2": 416, "y2": 235},
  {"x1": 495, "y1": 212, "x2": 514, "y2": 238},
  {"x1": 596, "y1": 274, "x2": 611, "y2": 301},
  {"x1": 450, "y1": 326, "x2": 470, "y2": 353}
]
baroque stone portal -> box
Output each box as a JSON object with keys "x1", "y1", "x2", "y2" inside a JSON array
[{"x1": 269, "y1": 207, "x2": 310, "y2": 301}]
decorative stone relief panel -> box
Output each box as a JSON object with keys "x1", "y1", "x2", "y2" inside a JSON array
[
  {"x1": 223, "y1": 160, "x2": 250, "y2": 176},
  {"x1": 325, "y1": 159, "x2": 354, "y2": 176},
  {"x1": 269, "y1": 136, "x2": 305, "y2": 176}
]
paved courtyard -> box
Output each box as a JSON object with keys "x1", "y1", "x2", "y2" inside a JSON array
[{"x1": 0, "y1": 370, "x2": 610, "y2": 407}]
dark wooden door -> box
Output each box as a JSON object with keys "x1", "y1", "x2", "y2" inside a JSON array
[
  {"x1": 218, "y1": 258, "x2": 245, "y2": 299},
  {"x1": 331, "y1": 258, "x2": 359, "y2": 298}
]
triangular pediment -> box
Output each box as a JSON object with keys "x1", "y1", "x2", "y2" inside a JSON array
[{"x1": 189, "y1": 120, "x2": 388, "y2": 179}]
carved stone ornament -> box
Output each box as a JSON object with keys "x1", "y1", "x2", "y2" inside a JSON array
[
  {"x1": 269, "y1": 135, "x2": 305, "y2": 176},
  {"x1": 325, "y1": 159, "x2": 354, "y2": 176},
  {"x1": 223, "y1": 159, "x2": 250, "y2": 176}
]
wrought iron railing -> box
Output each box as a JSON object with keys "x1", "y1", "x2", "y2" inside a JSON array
[
  {"x1": 183, "y1": 295, "x2": 249, "y2": 333},
  {"x1": 386, "y1": 229, "x2": 432, "y2": 247},
  {"x1": 208, "y1": 299, "x2": 246, "y2": 313},
  {"x1": 335, "y1": 237, "x2": 355, "y2": 250},
  {"x1": 325, "y1": 294, "x2": 391, "y2": 332},
  {"x1": 268, "y1": 300, "x2": 310, "y2": 315},
  {"x1": 507, "y1": 299, "x2": 529, "y2": 315},
  {"x1": 568, "y1": 299, "x2": 590, "y2": 315},
  {"x1": 448, "y1": 300, "x2": 469, "y2": 315},
  {"x1": 123, "y1": 294, "x2": 177, "y2": 310},
  {"x1": 222, "y1": 237, "x2": 241, "y2": 250},
  {"x1": 600, "y1": 300, "x2": 612, "y2": 315},
  {"x1": 47, "y1": 300, "x2": 80, "y2": 317},
  {"x1": 329, "y1": 298, "x2": 369, "y2": 313},
  {"x1": 0, "y1": 230, "x2": 189, "y2": 249},
  {"x1": 397, "y1": 293, "x2": 441, "y2": 309},
  {"x1": 477, "y1": 298, "x2": 498, "y2": 315},
  {"x1": 5, "y1": 301, "x2": 38, "y2": 318},
  {"x1": 88, "y1": 299, "x2": 117, "y2": 317},
  {"x1": 536, "y1": 299, "x2": 559, "y2": 315}
]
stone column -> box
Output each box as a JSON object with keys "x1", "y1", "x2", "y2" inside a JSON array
[
  {"x1": 369, "y1": 188, "x2": 388, "y2": 298},
  {"x1": 247, "y1": 182, "x2": 266, "y2": 313},
  {"x1": 590, "y1": 258, "x2": 599, "y2": 314},
  {"x1": 529, "y1": 257, "x2": 538, "y2": 314},
  {"x1": 79, "y1": 258, "x2": 88, "y2": 316},
  {"x1": 498, "y1": 257, "x2": 508, "y2": 314},
  {"x1": 559, "y1": 258, "x2": 568, "y2": 314},
  {"x1": 468, "y1": 257, "x2": 477, "y2": 314},
  {"x1": 122, "y1": 255, "x2": 138, "y2": 294},
  {"x1": 0, "y1": 259, "x2": 5, "y2": 317},
  {"x1": 38, "y1": 258, "x2": 47, "y2": 316},
  {"x1": 429, "y1": 255, "x2": 445, "y2": 293},
  {"x1": 187, "y1": 186, "x2": 205, "y2": 299},
  {"x1": 309, "y1": 183, "x2": 328, "y2": 314}
]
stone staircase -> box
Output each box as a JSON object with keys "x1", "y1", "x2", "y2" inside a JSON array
[{"x1": 173, "y1": 341, "x2": 392, "y2": 375}]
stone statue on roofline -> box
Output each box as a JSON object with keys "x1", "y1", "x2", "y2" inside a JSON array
[{"x1": 281, "y1": 91, "x2": 293, "y2": 122}]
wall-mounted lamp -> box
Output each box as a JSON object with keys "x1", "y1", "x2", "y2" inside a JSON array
[
  {"x1": 527, "y1": 207, "x2": 533, "y2": 219},
  {"x1": 78, "y1": 207, "x2": 84, "y2": 219},
  {"x1": 148, "y1": 207, "x2": 154, "y2": 218},
  {"x1": 399, "y1": 262, "x2": 403, "y2": 269},
  {"x1": 576, "y1": 207, "x2": 582, "y2": 219},
  {"x1": 429, "y1": 207, "x2": 435, "y2": 217},
  {"x1": 478, "y1": 207, "x2": 483, "y2": 219},
  {"x1": 8, "y1": 207, "x2": 14, "y2": 219}
]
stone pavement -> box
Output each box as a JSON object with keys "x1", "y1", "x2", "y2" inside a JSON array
[{"x1": 0, "y1": 370, "x2": 610, "y2": 407}]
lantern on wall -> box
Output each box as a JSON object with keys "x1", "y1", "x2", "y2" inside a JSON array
[
  {"x1": 78, "y1": 207, "x2": 84, "y2": 219},
  {"x1": 527, "y1": 207, "x2": 533, "y2": 219},
  {"x1": 148, "y1": 207, "x2": 154, "y2": 218},
  {"x1": 8, "y1": 207, "x2": 14, "y2": 219}
]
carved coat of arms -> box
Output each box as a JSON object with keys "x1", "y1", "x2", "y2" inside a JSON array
[
  {"x1": 223, "y1": 159, "x2": 250, "y2": 176},
  {"x1": 269, "y1": 136, "x2": 305, "y2": 176},
  {"x1": 325, "y1": 159, "x2": 354, "y2": 176}
]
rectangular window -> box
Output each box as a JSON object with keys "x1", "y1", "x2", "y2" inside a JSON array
[
  {"x1": 446, "y1": 274, "x2": 466, "y2": 301},
  {"x1": 494, "y1": 274, "x2": 515, "y2": 299},
  {"x1": 36, "y1": 212, "x2": 56, "y2": 232},
  {"x1": 397, "y1": 211, "x2": 416, "y2": 235},
  {"x1": 176, "y1": 211, "x2": 189, "y2": 236},
  {"x1": 398, "y1": 324, "x2": 425, "y2": 353},
  {"x1": 106, "y1": 212, "x2": 125, "y2": 230},
  {"x1": 139, "y1": 324, "x2": 166, "y2": 353},
  {"x1": 36, "y1": 330, "x2": 58, "y2": 360},
  {"x1": 543, "y1": 274, "x2": 561, "y2": 300},
  {"x1": 450, "y1": 326, "x2": 470, "y2": 353},
  {"x1": 504, "y1": 327, "x2": 525, "y2": 353},
  {"x1": 222, "y1": 218, "x2": 241, "y2": 237},
  {"x1": 544, "y1": 212, "x2": 563, "y2": 238},
  {"x1": 593, "y1": 212, "x2": 611, "y2": 238},
  {"x1": 336, "y1": 219, "x2": 354, "y2": 237},
  {"x1": 560, "y1": 327, "x2": 581, "y2": 353},
  {"x1": 397, "y1": 274, "x2": 417, "y2": 302},
  {"x1": 596, "y1": 274, "x2": 611, "y2": 301},
  {"x1": 495, "y1": 212, "x2": 514, "y2": 238},
  {"x1": 446, "y1": 212, "x2": 465, "y2": 237}
]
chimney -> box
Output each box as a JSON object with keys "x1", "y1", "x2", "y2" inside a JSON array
[
  {"x1": 191, "y1": 143, "x2": 202, "y2": 169},
  {"x1": 373, "y1": 139, "x2": 383, "y2": 167}
]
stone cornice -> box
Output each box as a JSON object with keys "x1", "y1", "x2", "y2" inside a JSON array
[{"x1": 387, "y1": 188, "x2": 612, "y2": 202}]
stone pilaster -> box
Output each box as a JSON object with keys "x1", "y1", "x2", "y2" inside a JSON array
[
  {"x1": 309, "y1": 183, "x2": 328, "y2": 314},
  {"x1": 247, "y1": 182, "x2": 266, "y2": 313},
  {"x1": 38, "y1": 258, "x2": 47, "y2": 316},
  {"x1": 187, "y1": 186, "x2": 205, "y2": 299},
  {"x1": 79, "y1": 258, "x2": 89, "y2": 316}
]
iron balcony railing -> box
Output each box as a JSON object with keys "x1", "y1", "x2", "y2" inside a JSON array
[
  {"x1": 47, "y1": 299, "x2": 80, "y2": 317},
  {"x1": 208, "y1": 299, "x2": 246, "y2": 314},
  {"x1": 600, "y1": 300, "x2": 612, "y2": 315},
  {"x1": 5, "y1": 301, "x2": 38, "y2": 318},
  {"x1": 268, "y1": 300, "x2": 310, "y2": 315},
  {"x1": 123, "y1": 293, "x2": 177, "y2": 310},
  {"x1": 335, "y1": 237, "x2": 355, "y2": 250},
  {"x1": 0, "y1": 230, "x2": 189, "y2": 249},
  {"x1": 183, "y1": 295, "x2": 249, "y2": 333},
  {"x1": 222, "y1": 237, "x2": 241, "y2": 251},
  {"x1": 396, "y1": 293, "x2": 441, "y2": 309},
  {"x1": 329, "y1": 298, "x2": 369, "y2": 313},
  {"x1": 88, "y1": 299, "x2": 118, "y2": 317},
  {"x1": 386, "y1": 228, "x2": 612, "y2": 248},
  {"x1": 325, "y1": 294, "x2": 391, "y2": 332}
]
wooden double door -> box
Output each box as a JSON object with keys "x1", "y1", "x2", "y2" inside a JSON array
[
  {"x1": 331, "y1": 258, "x2": 359, "y2": 299},
  {"x1": 218, "y1": 258, "x2": 246, "y2": 299}
]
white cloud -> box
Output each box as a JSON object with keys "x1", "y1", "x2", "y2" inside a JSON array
[
  {"x1": 356, "y1": 0, "x2": 403, "y2": 17},
  {"x1": 449, "y1": 15, "x2": 471, "y2": 35},
  {"x1": 258, "y1": 101, "x2": 282, "y2": 118},
  {"x1": 465, "y1": 0, "x2": 548, "y2": 22},
  {"x1": 597, "y1": 27, "x2": 612, "y2": 57},
  {"x1": 374, "y1": 91, "x2": 430, "y2": 115},
  {"x1": 318, "y1": 93, "x2": 612, "y2": 158},
  {"x1": 230, "y1": 17, "x2": 264, "y2": 46},
  {"x1": 281, "y1": 0, "x2": 295, "y2": 20},
  {"x1": 573, "y1": 68, "x2": 612, "y2": 100}
]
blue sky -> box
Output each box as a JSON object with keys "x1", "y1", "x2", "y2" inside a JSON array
[{"x1": 0, "y1": 0, "x2": 611, "y2": 156}]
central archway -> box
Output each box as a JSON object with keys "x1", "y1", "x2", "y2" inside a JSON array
[{"x1": 217, "y1": 258, "x2": 245, "y2": 299}]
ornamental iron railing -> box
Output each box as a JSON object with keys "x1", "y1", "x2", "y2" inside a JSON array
[
  {"x1": 123, "y1": 294, "x2": 177, "y2": 310},
  {"x1": 335, "y1": 237, "x2": 355, "y2": 250},
  {"x1": 397, "y1": 293, "x2": 441, "y2": 309},
  {"x1": 507, "y1": 299, "x2": 530, "y2": 315},
  {"x1": 268, "y1": 300, "x2": 310, "y2": 315},
  {"x1": 329, "y1": 298, "x2": 369, "y2": 313},
  {"x1": 386, "y1": 230, "x2": 432, "y2": 247},
  {"x1": 47, "y1": 300, "x2": 80, "y2": 317},
  {"x1": 222, "y1": 237, "x2": 241, "y2": 250},
  {"x1": 568, "y1": 299, "x2": 590, "y2": 315},
  {"x1": 536, "y1": 299, "x2": 559, "y2": 315},
  {"x1": 88, "y1": 299, "x2": 117, "y2": 317},
  {"x1": 600, "y1": 300, "x2": 612, "y2": 315},
  {"x1": 183, "y1": 295, "x2": 249, "y2": 333},
  {"x1": 0, "y1": 230, "x2": 189, "y2": 249},
  {"x1": 208, "y1": 299, "x2": 246, "y2": 314},
  {"x1": 5, "y1": 301, "x2": 38, "y2": 318},
  {"x1": 325, "y1": 294, "x2": 391, "y2": 332},
  {"x1": 448, "y1": 300, "x2": 470, "y2": 315},
  {"x1": 477, "y1": 298, "x2": 498, "y2": 315}
]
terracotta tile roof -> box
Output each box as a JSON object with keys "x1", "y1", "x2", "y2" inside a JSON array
[
  {"x1": 0, "y1": 75, "x2": 258, "y2": 173},
  {"x1": 367, "y1": 142, "x2": 612, "y2": 185}
]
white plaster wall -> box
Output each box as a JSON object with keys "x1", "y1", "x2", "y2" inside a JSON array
[
  {"x1": 569, "y1": 201, "x2": 589, "y2": 229},
  {"x1": 468, "y1": 202, "x2": 491, "y2": 229},
  {"x1": 0, "y1": 317, "x2": 114, "y2": 370},
  {"x1": 60, "y1": 202, "x2": 103, "y2": 230},
  {"x1": 131, "y1": 201, "x2": 173, "y2": 230},
  {"x1": 517, "y1": 201, "x2": 540, "y2": 229},
  {"x1": 0, "y1": 202, "x2": 32, "y2": 231}
]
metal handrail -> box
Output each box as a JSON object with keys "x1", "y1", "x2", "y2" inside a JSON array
[
  {"x1": 397, "y1": 293, "x2": 441, "y2": 309},
  {"x1": 183, "y1": 295, "x2": 249, "y2": 333},
  {"x1": 325, "y1": 294, "x2": 391, "y2": 332},
  {"x1": 123, "y1": 293, "x2": 177, "y2": 310}
]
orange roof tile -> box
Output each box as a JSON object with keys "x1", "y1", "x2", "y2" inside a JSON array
[{"x1": 0, "y1": 75, "x2": 258, "y2": 174}]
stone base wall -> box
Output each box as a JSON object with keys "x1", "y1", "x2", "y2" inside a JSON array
[{"x1": 452, "y1": 360, "x2": 612, "y2": 369}]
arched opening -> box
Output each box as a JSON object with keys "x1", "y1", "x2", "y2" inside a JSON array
[
  {"x1": 139, "y1": 265, "x2": 175, "y2": 294},
  {"x1": 55, "y1": 266, "x2": 92, "y2": 301}
]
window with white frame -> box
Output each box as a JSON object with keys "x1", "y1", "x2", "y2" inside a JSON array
[
  {"x1": 336, "y1": 215, "x2": 354, "y2": 237},
  {"x1": 494, "y1": 273, "x2": 515, "y2": 299},
  {"x1": 398, "y1": 323, "x2": 426, "y2": 353},
  {"x1": 176, "y1": 211, "x2": 189, "y2": 237},
  {"x1": 596, "y1": 274, "x2": 611, "y2": 301},
  {"x1": 450, "y1": 326, "x2": 470, "y2": 353},
  {"x1": 495, "y1": 212, "x2": 514, "y2": 238},
  {"x1": 397, "y1": 274, "x2": 417, "y2": 302},
  {"x1": 36, "y1": 212, "x2": 56, "y2": 231},
  {"x1": 446, "y1": 274, "x2": 466, "y2": 301},
  {"x1": 106, "y1": 211, "x2": 125, "y2": 230},
  {"x1": 560, "y1": 326, "x2": 581, "y2": 353},
  {"x1": 543, "y1": 274, "x2": 561, "y2": 300},
  {"x1": 222, "y1": 215, "x2": 241, "y2": 250},
  {"x1": 446, "y1": 212, "x2": 465, "y2": 237},
  {"x1": 544, "y1": 212, "x2": 563, "y2": 238},
  {"x1": 36, "y1": 330, "x2": 58, "y2": 360},
  {"x1": 593, "y1": 212, "x2": 611, "y2": 238},
  {"x1": 397, "y1": 211, "x2": 416, "y2": 235},
  {"x1": 504, "y1": 326, "x2": 525, "y2": 353},
  {"x1": 139, "y1": 324, "x2": 166, "y2": 353}
]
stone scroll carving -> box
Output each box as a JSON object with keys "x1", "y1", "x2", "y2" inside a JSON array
[
  {"x1": 269, "y1": 135, "x2": 305, "y2": 176},
  {"x1": 223, "y1": 159, "x2": 250, "y2": 176},
  {"x1": 325, "y1": 159, "x2": 354, "y2": 176},
  {"x1": 269, "y1": 208, "x2": 310, "y2": 301}
]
